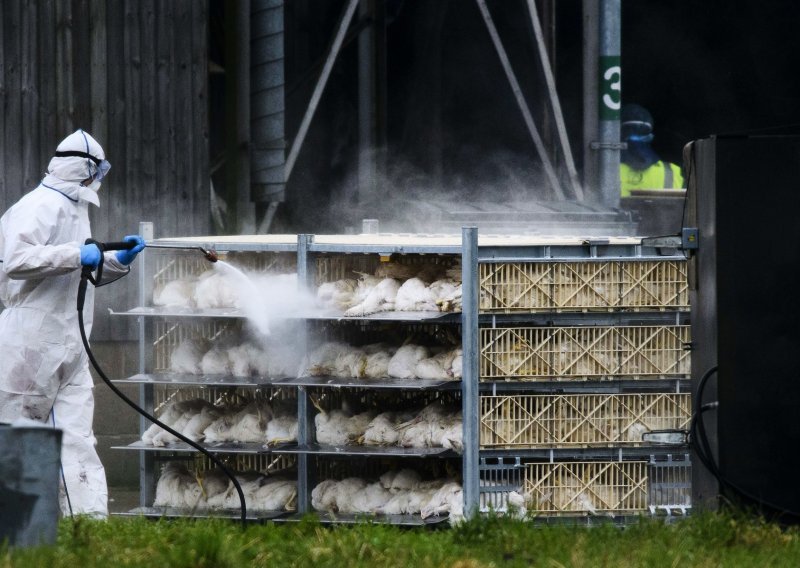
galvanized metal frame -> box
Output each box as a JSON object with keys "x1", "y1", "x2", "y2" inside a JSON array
[{"x1": 120, "y1": 223, "x2": 689, "y2": 520}]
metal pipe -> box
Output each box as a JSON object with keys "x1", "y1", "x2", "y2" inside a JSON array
[
  {"x1": 525, "y1": 0, "x2": 584, "y2": 201},
  {"x1": 475, "y1": 0, "x2": 565, "y2": 201},
  {"x1": 251, "y1": 0, "x2": 286, "y2": 206},
  {"x1": 358, "y1": 0, "x2": 387, "y2": 203},
  {"x1": 138, "y1": 221, "x2": 154, "y2": 509},
  {"x1": 461, "y1": 227, "x2": 480, "y2": 518},
  {"x1": 598, "y1": 0, "x2": 622, "y2": 208},
  {"x1": 296, "y1": 234, "x2": 314, "y2": 514},
  {"x1": 285, "y1": 0, "x2": 360, "y2": 181},
  {"x1": 582, "y1": 0, "x2": 600, "y2": 197}
]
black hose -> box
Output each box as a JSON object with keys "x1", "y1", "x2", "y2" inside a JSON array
[{"x1": 77, "y1": 267, "x2": 248, "y2": 526}]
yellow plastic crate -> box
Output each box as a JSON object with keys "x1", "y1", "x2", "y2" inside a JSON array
[
  {"x1": 524, "y1": 461, "x2": 648, "y2": 515},
  {"x1": 479, "y1": 260, "x2": 688, "y2": 312},
  {"x1": 480, "y1": 325, "x2": 690, "y2": 380},
  {"x1": 480, "y1": 393, "x2": 691, "y2": 448}
]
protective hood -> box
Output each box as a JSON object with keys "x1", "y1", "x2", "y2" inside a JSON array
[{"x1": 46, "y1": 129, "x2": 106, "y2": 184}]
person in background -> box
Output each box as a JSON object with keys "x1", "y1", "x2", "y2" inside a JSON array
[
  {"x1": 620, "y1": 103, "x2": 684, "y2": 196},
  {"x1": 0, "y1": 129, "x2": 145, "y2": 518}
]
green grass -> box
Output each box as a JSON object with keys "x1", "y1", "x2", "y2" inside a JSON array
[{"x1": 4, "y1": 512, "x2": 800, "y2": 568}]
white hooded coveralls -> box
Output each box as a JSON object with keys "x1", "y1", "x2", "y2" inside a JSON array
[{"x1": 0, "y1": 130, "x2": 127, "y2": 518}]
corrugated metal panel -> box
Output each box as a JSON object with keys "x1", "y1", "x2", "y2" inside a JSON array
[{"x1": 0, "y1": 0, "x2": 210, "y2": 339}]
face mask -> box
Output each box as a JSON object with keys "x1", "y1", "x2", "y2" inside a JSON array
[{"x1": 88, "y1": 179, "x2": 102, "y2": 192}]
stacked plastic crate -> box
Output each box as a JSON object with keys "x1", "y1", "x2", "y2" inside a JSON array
[{"x1": 476, "y1": 250, "x2": 692, "y2": 519}]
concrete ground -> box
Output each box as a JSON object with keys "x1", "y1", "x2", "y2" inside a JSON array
[{"x1": 108, "y1": 487, "x2": 141, "y2": 514}]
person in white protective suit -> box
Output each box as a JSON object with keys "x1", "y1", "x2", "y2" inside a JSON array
[{"x1": 0, "y1": 129, "x2": 145, "y2": 518}]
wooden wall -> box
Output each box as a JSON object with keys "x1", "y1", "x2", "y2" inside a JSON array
[{"x1": 0, "y1": 0, "x2": 210, "y2": 339}]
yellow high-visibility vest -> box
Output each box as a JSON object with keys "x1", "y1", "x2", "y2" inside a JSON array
[{"x1": 620, "y1": 161, "x2": 684, "y2": 197}]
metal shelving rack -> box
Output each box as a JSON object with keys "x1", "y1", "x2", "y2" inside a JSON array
[{"x1": 112, "y1": 223, "x2": 690, "y2": 522}]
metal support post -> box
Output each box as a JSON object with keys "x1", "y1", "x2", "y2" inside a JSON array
[
  {"x1": 461, "y1": 227, "x2": 480, "y2": 518},
  {"x1": 476, "y1": 0, "x2": 565, "y2": 200},
  {"x1": 138, "y1": 221, "x2": 154, "y2": 508},
  {"x1": 296, "y1": 234, "x2": 315, "y2": 513},
  {"x1": 598, "y1": 0, "x2": 622, "y2": 208},
  {"x1": 285, "y1": 0, "x2": 359, "y2": 181},
  {"x1": 525, "y1": 0, "x2": 584, "y2": 201}
]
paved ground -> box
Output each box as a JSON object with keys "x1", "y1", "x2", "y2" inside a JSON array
[{"x1": 108, "y1": 487, "x2": 141, "y2": 515}]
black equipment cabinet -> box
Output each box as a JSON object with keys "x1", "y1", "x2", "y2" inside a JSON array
[{"x1": 691, "y1": 134, "x2": 800, "y2": 518}]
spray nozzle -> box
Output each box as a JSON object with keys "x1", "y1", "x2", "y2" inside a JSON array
[{"x1": 144, "y1": 242, "x2": 218, "y2": 262}]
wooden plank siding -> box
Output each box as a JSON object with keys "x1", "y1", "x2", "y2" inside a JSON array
[{"x1": 0, "y1": 1, "x2": 210, "y2": 340}]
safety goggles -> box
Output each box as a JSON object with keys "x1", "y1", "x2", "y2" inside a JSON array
[
  {"x1": 54, "y1": 150, "x2": 112, "y2": 181},
  {"x1": 621, "y1": 120, "x2": 653, "y2": 137}
]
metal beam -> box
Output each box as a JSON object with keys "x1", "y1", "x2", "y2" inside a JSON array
[
  {"x1": 525, "y1": 0, "x2": 584, "y2": 201},
  {"x1": 582, "y1": 0, "x2": 600, "y2": 197},
  {"x1": 285, "y1": 0, "x2": 359, "y2": 181},
  {"x1": 476, "y1": 0, "x2": 565, "y2": 201},
  {"x1": 461, "y1": 227, "x2": 480, "y2": 518},
  {"x1": 598, "y1": 0, "x2": 622, "y2": 208}
]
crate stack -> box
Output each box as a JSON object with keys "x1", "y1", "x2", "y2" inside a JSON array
[{"x1": 475, "y1": 249, "x2": 692, "y2": 519}]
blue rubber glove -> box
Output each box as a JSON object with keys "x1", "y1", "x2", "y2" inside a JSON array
[
  {"x1": 115, "y1": 235, "x2": 146, "y2": 266},
  {"x1": 80, "y1": 243, "x2": 102, "y2": 268}
]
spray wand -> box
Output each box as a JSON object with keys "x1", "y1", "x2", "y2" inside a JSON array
[
  {"x1": 143, "y1": 242, "x2": 218, "y2": 263},
  {"x1": 76, "y1": 238, "x2": 247, "y2": 526}
]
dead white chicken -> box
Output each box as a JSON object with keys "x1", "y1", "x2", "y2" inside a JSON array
[
  {"x1": 194, "y1": 270, "x2": 239, "y2": 309},
  {"x1": 180, "y1": 402, "x2": 220, "y2": 442},
  {"x1": 621, "y1": 421, "x2": 650, "y2": 443},
  {"x1": 250, "y1": 478, "x2": 297, "y2": 512},
  {"x1": 450, "y1": 349, "x2": 463, "y2": 379},
  {"x1": 169, "y1": 337, "x2": 210, "y2": 374},
  {"x1": 200, "y1": 344, "x2": 233, "y2": 375},
  {"x1": 331, "y1": 346, "x2": 368, "y2": 378},
  {"x1": 314, "y1": 408, "x2": 353, "y2": 446},
  {"x1": 300, "y1": 341, "x2": 350, "y2": 377},
  {"x1": 329, "y1": 477, "x2": 368, "y2": 513},
  {"x1": 185, "y1": 468, "x2": 230, "y2": 509},
  {"x1": 383, "y1": 468, "x2": 421, "y2": 493},
  {"x1": 265, "y1": 413, "x2": 298, "y2": 445},
  {"x1": 395, "y1": 277, "x2": 439, "y2": 312},
  {"x1": 311, "y1": 479, "x2": 340, "y2": 512},
  {"x1": 316, "y1": 279, "x2": 358, "y2": 310},
  {"x1": 439, "y1": 412, "x2": 464, "y2": 453},
  {"x1": 378, "y1": 487, "x2": 439, "y2": 515},
  {"x1": 222, "y1": 472, "x2": 267, "y2": 510},
  {"x1": 230, "y1": 400, "x2": 273, "y2": 443},
  {"x1": 344, "y1": 278, "x2": 401, "y2": 316},
  {"x1": 363, "y1": 350, "x2": 393, "y2": 379},
  {"x1": 151, "y1": 399, "x2": 210, "y2": 447},
  {"x1": 153, "y1": 462, "x2": 195, "y2": 508},
  {"x1": 420, "y1": 481, "x2": 464, "y2": 524},
  {"x1": 342, "y1": 481, "x2": 392, "y2": 514},
  {"x1": 227, "y1": 342, "x2": 264, "y2": 377},
  {"x1": 153, "y1": 278, "x2": 197, "y2": 308},
  {"x1": 363, "y1": 411, "x2": 412, "y2": 446},
  {"x1": 141, "y1": 399, "x2": 185, "y2": 445},
  {"x1": 203, "y1": 405, "x2": 240, "y2": 443},
  {"x1": 387, "y1": 344, "x2": 431, "y2": 379},
  {"x1": 414, "y1": 348, "x2": 460, "y2": 380},
  {"x1": 428, "y1": 279, "x2": 462, "y2": 312},
  {"x1": 396, "y1": 403, "x2": 456, "y2": 448}
]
